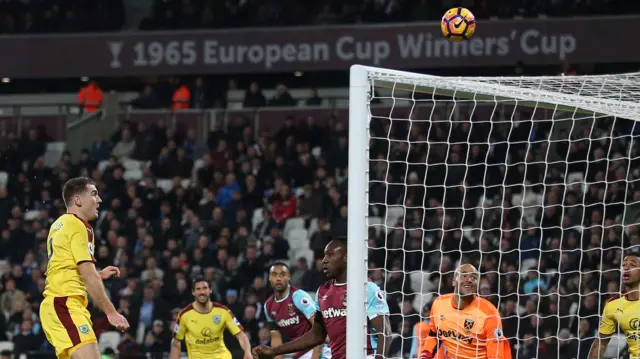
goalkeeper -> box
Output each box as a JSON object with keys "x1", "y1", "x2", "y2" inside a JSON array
[
  {"x1": 418, "y1": 264, "x2": 512, "y2": 359},
  {"x1": 588, "y1": 252, "x2": 640, "y2": 359}
]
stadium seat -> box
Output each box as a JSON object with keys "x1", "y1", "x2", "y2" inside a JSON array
[
  {"x1": 0, "y1": 171, "x2": 7, "y2": 188},
  {"x1": 308, "y1": 218, "x2": 319, "y2": 238},
  {"x1": 311, "y1": 147, "x2": 322, "y2": 159},
  {"x1": 0, "y1": 341, "x2": 12, "y2": 352},
  {"x1": 368, "y1": 217, "x2": 383, "y2": 236},
  {"x1": 98, "y1": 160, "x2": 109, "y2": 174},
  {"x1": 98, "y1": 331, "x2": 121, "y2": 353},
  {"x1": 156, "y1": 179, "x2": 174, "y2": 193},
  {"x1": 123, "y1": 169, "x2": 143, "y2": 181},
  {"x1": 283, "y1": 217, "x2": 305, "y2": 238},
  {"x1": 287, "y1": 229, "x2": 309, "y2": 250},
  {"x1": 44, "y1": 141, "x2": 66, "y2": 167},
  {"x1": 520, "y1": 258, "x2": 538, "y2": 277},
  {"x1": 409, "y1": 271, "x2": 435, "y2": 295},
  {"x1": 412, "y1": 293, "x2": 434, "y2": 314},
  {"x1": 46, "y1": 141, "x2": 66, "y2": 153},
  {"x1": 24, "y1": 210, "x2": 41, "y2": 221},
  {"x1": 291, "y1": 248, "x2": 314, "y2": 266},
  {"x1": 252, "y1": 208, "x2": 264, "y2": 230},
  {"x1": 385, "y1": 206, "x2": 405, "y2": 230},
  {"x1": 121, "y1": 158, "x2": 143, "y2": 171}
]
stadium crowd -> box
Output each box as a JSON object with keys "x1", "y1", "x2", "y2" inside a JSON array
[
  {"x1": 0, "y1": 1, "x2": 637, "y2": 359},
  {"x1": 0, "y1": 89, "x2": 638, "y2": 359},
  {"x1": 0, "y1": 0, "x2": 638, "y2": 35}
]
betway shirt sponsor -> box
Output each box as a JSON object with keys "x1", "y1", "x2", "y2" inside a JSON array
[
  {"x1": 316, "y1": 280, "x2": 389, "y2": 359},
  {"x1": 264, "y1": 285, "x2": 317, "y2": 359}
]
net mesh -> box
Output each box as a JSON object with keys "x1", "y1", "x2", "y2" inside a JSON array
[{"x1": 364, "y1": 71, "x2": 640, "y2": 359}]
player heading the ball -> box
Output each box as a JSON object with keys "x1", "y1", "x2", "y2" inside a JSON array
[
  {"x1": 170, "y1": 277, "x2": 253, "y2": 359},
  {"x1": 419, "y1": 264, "x2": 512, "y2": 359},
  {"x1": 589, "y1": 252, "x2": 640, "y2": 359},
  {"x1": 40, "y1": 177, "x2": 129, "y2": 359},
  {"x1": 264, "y1": 262, "x2": 330, "y2": 359},
  {"x1": 253, "y1": 238, "x2": 391, "y2": 359}
]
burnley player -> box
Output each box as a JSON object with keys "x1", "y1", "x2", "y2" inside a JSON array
[
  {"x1": 418, "y1": 264, "x2": 512, "y2": 359},
  {"x1": 264, "y1": 262, "x2": 330, "y2": 359},
  {"x1": 253, "y1": 238, "x2": 391, "y2": 359}
]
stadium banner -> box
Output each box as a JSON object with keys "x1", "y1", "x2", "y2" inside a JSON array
[{"x1": 1, "y1": 15, "x2": 636, "y2": 78}]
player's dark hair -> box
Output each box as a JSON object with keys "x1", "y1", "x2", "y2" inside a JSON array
[
  {"x1": 269, "y1": 262, "x2": 289, "y2": 272},
  {"x1": 191, "y1": 275, "x2": 209, "y2": 288},
  {"x1": 62, "y1": 177, "x2": 95, "y2": 207}
]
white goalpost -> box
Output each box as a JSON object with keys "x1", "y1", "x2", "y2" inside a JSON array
[{"x1": 346, "y1": 64, "x2": 640, "y2": 359}]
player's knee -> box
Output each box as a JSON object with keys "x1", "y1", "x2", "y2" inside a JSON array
[{"x1": 69, "y1": 342, "x2": 101, "y2": 359}]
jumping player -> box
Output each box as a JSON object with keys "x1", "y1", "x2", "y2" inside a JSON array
[
  {"x1": 253, "y1": 238, "x2": 391, "y2": 359},
  {"x1": 418, "y1": 264, "x2": 512, "y2": 359},
  {"x1": 589, "y1": 252, "x2": 640, "y2": 359},
  {"x1": 40, "y1": 177, "x2": 129, "y2": 359},
  {"x1": 170, "y1": 277, "x2": 252, "y2": 359},
  {"x1": 264, "y1": 262, "x2": 330, "y2": 359}
]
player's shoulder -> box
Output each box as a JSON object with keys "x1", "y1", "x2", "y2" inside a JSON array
[
  {"x1": 177, "y1": 304, "x2": 195, "y2": 320},
  {"x1": 432, "y1": 293, "x2": 455, "y2": 306},
  {"x1": 475, "y1": 296, "x2": 500, "y2": 314},
  {"x1": 602, "y1": 294, "x2": 625, "y2": 312},
  {"x1": 55, "y1": 213, "x2": 86, "y2": 231},
  {"x1": 291, "y1": 288, "x2": 314, "y2": 305},
  {"x1": 212, "y1": 301, "x2": 234, "y2": 315},
  {"x1": 318, "y1": 280, "x2": 333, "y2": 293}
]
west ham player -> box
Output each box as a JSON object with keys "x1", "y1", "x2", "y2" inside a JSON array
[
  {"x1": 264, "y1": 262, "x2": 330, "y2": 359},
  {"x1": 418, "y1": 264, "x2": 511, "y2": 359},
  {"x1": 253, "y1": 238, "x2": 391, "y2": 359}
]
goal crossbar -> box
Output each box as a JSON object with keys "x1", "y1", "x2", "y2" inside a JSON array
[{"x1": 366, "y1": 66, "x2": 640, "y2": 121}]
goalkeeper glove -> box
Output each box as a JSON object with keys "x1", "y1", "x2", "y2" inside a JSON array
[{"x1": 419, "y1": 351, "x2": 434, "y2": 359}]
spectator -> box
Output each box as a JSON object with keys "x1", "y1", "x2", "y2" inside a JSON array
[
  {"x1": 0, "y1": 279, "x2": 26, "y2": 316},
  {"x1": 131, "y1": 85, "x2": 161, "y2": 109},
  {"x1": 12, "y1": 319, "x2": 42, "y2": 358},
  {"x1": 78, "y1": 80, "x2": 104, "y2": 113},
  {"x1": 143, "y1": 319, "x2": 171, "y2": 359},
  {"x1": 268, "y1": 84, "x2": 296, "y2": 107},
  {"x1": 269, "y1": 184, "x2": 297, "y2": 225},
  {"x1": 87, "y1": 135, "x2": 111, "y2": 163},
  {"x1": 171, "y1": 81, "x2": 191, "y2": 111},
  {"x1": 112, "y1": 128, "x2": 136, "y2": 159},
  {"x1": 191, "y1": 77, "x2": 212, "y2": 109},
  {"x1": 243, "y1": 82, "x2": 267, "y2": 108},
  {"x1": 305, "y1": 88, "x2": 323, "y2": 106}
]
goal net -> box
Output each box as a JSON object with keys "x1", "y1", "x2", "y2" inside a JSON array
[{"x1": 345, "y1": 65, "x2": 640, "y2": 359}]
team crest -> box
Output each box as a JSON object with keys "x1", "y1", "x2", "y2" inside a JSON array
[
  {"x1": 288, "y1": 304, "x2": 295, "y2": 316},
  {"x1": 342, "y1": 293, "x2": 347, "y2": 307},
  {"x1": 463, "y1": 319, "x2": 475, "y2": 331},
  {"x1": 78, "y1": 325, "x2": 90, "y2": 334},
  {"x1": 213, "y1": 315, "x2": 221, "y2": 325}
]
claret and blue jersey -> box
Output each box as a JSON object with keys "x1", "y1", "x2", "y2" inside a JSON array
[{"x1": 316, "y1": 280, "x2": 390, "y2": 358}]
